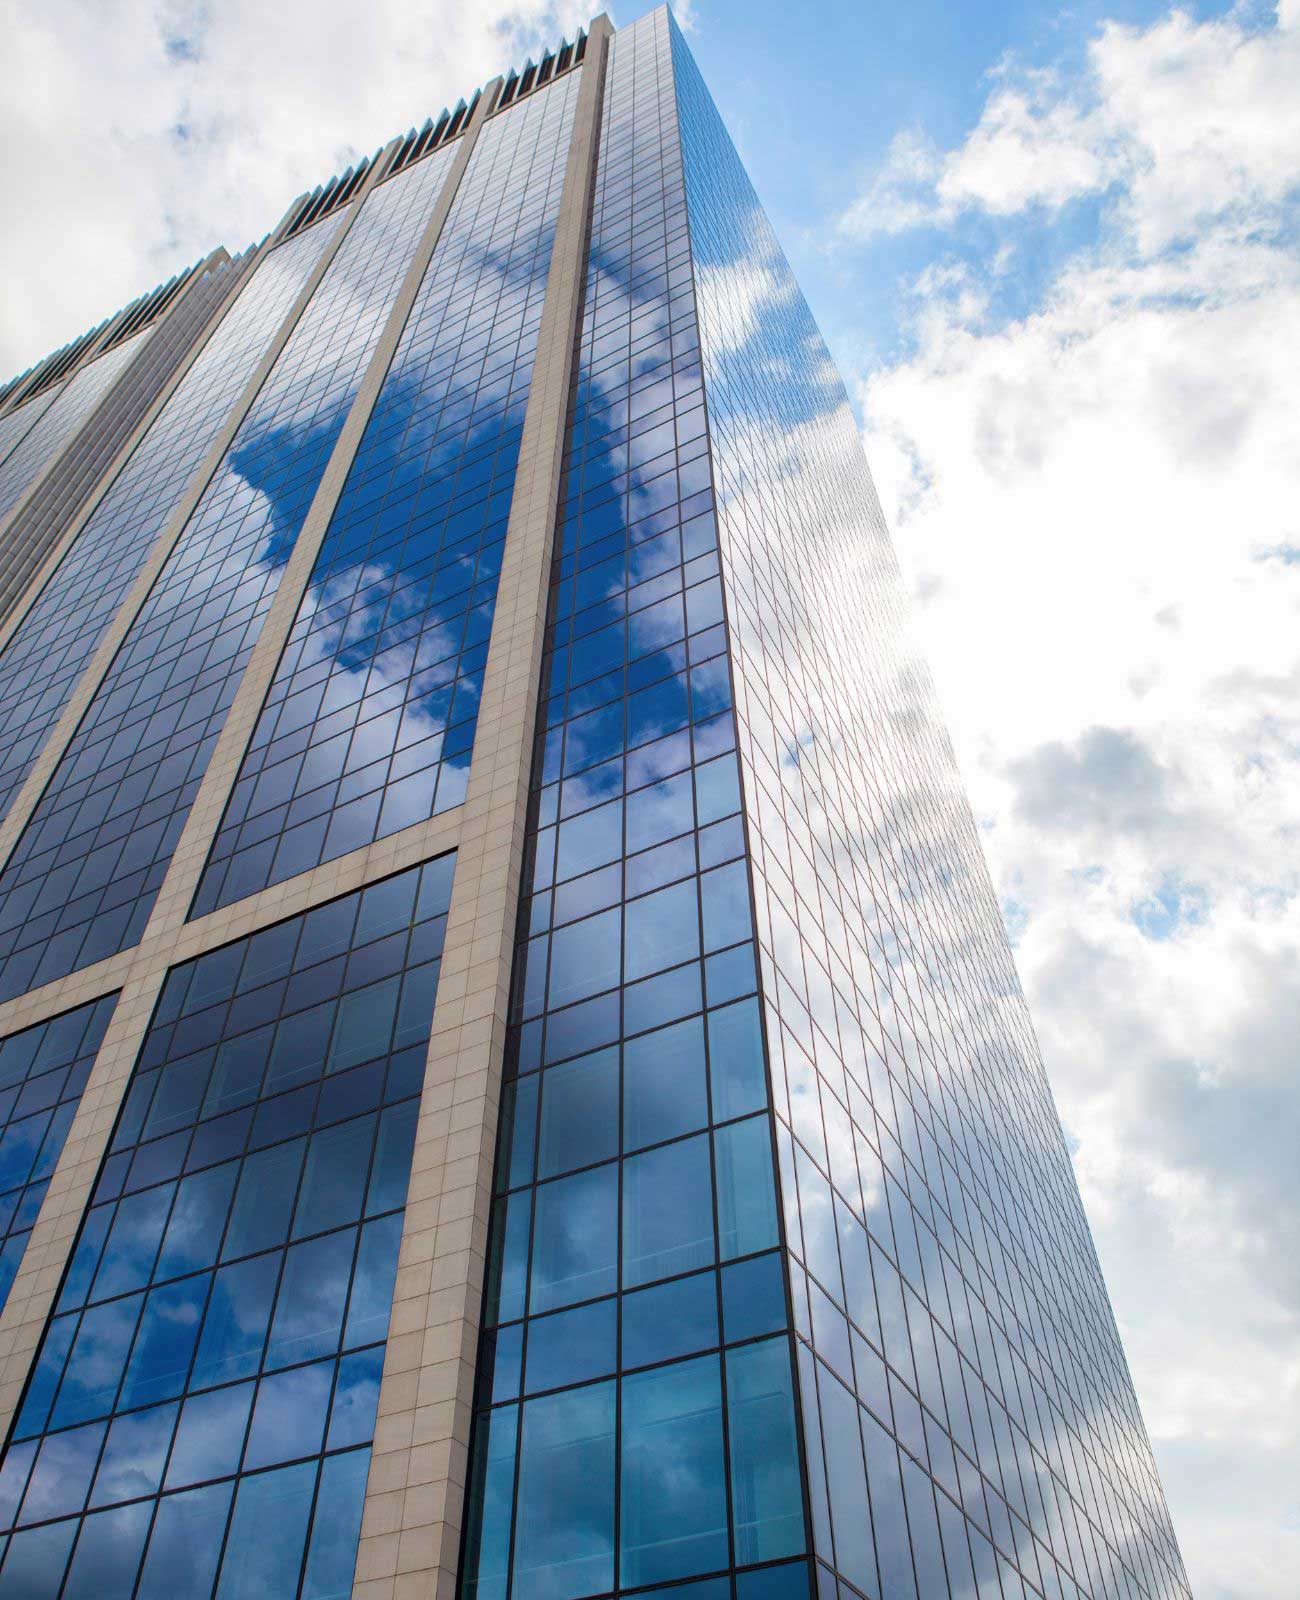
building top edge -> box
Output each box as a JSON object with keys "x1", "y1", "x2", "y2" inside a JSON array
[{"x1": 3, "y1": 16, "x2": 604, "y2": 403}]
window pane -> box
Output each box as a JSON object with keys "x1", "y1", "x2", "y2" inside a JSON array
[
  {"x1": 0, "y1": 1518, "x2": 77, "y2": 1595},
  {"x1": 816, "y1": 1362, "x2": 876, "y2": 1593},
  {"x1": 302, "y1": 1448, "x2": 370, "y2": 1600},
  {"x1": 623, "y1": 1134, "x2": 714, "y2": 1288},
  {"x1": 461, "y1": 1405, "x2": 518, "y2": 1600},
  {"x1": 623, "y1": 1017, "x2": 707, "y2": 1150},
  {"x1": 62, "y1": 1500, "x2": 151, "y2": 1600},
  {"x1": 328, "y1": 1346, "x2": 385, "y2": 1452},
  {"x1": 622, "y1": 1271, "x2": 718, "y2": 1370},
  {"x1": 625, "y1": 880, "x2": 699, "y2": 982},
  {"x1": 191, "y1": 1252, "x2": 279, "y2": 1387},
  {"x1": 513, "y1": 1384, "x2": 615, "y2": 1600},
  {"x1": 720, "y1": 1252, "x2": 787, "y2": 1343},
  {"x1": 538, "y1": 1048, "x2": 618, "y2": 1178},
  {"x1": 714, "y1": 1116, "x2": 778, "y2": 1260},
  {"x1": 525, "y1": 1299, "x2": 617, "y2": 1393},
  {"x1": 244, "y1": 1360, "x2": 332, "y2": 1470},
  {"x1": 726, "y1": 1338, "x2": 807, "y2": 1565},
  {"x1": 548, "y1": 910, "x2": 621, "y2": 1008},
  {"x1": 136, "y1": 1482, "x2": 233, "y2": 1600},
  {"x1": 531, "y1": 1164, "x2": 618, "y2": 1313},
  {"x1": 91, "y1": 1403, "x2": 176, "y2": 1508},
  {"x1": 265, "y1": 1228, "x2": 354, "y2": 1368},
  {"x1": 620, "y1": 1356, "x2": 727, "y2": 1588},
  {"x1": 167, "y1": 1384, "x2": 254, "y2": 1489},
  {"x1": 706, "y1": 998, "x2": 766, "y2": 1121},
  {"x1": 214, "y1": 1460, "x2": 316, "y2": 1599}
]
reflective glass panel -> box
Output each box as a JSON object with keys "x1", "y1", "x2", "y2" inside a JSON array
[
  {"x1": 0, "y1": 995, "x2": 117, "y2": 1314},
  {"x1": 460, "y1": 16, "x2": 806, "y2": 1600},
  {"x1": 193, "y1": 71, "x2": 583, "y2": 916},
  {"x1": 0, "y1": 223, "x2": 341, "y2": 828},
  {"x1": 0, "y1": 852, "x2": 455, "y2": 1598},
  {"x1": 672, "y1": 11, "x2": 1190, "y2": 1600}
]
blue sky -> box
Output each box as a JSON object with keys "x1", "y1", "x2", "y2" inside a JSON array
[
  {"x1": 3, "y1": 4, "x2": 1299, "y2": 1597},
  {"x1": 680, "y1": 0, "x2": 1222, "y2": 376}
]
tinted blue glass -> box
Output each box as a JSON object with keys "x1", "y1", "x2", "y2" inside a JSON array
[
  {"x1": 0, "y1": 387, "x2": 60, "y2": 480},
  {"x1": 525, "y1": 1299, "x2": 617, "y2": 1394},
  {"x1": 620, "y1": 1356, "x2": 727, "y2": 1587},
  {"x1": 0, "y1": 994, "x2": 116, "y2": 1314},
  {"x1": 720, "y1": 1251, "x2": 787, "y2": 1344},
  {"x1": 672, "y1": 9, "x2": 1188, "y2": 1597},
  {"x1": 193, "y1": 71, "x2": 583, "y2": 916},
  {"x1": 0, "y1": 226, "x2": 339, "y2": 828},
  {"x1": 61, "y1": 1497, "x2": 151, "y2": 1599},
  {"x1": 0, "y1": 332, "x2": 147, "y2": 524},
  {"x1": 726, "y1": 1339, "x2": 805, "y2": 1566},
  {"x1": 513, "y1": 1383, "x2": 615, "y2": 1600},
  {"x1": 621, "y1": 1270, "x2": 717, "y2": 1370},
  {"x1": 135, "y1": 1482, "x2": 230, "y2": 1599},
  {"x1": 0, "y1": 151, "x2": 458, "y2": 1003},
  {"x1": 462, "y1": 16, "x2": 805, "y2": 1597},
  {"x1": 301, "y1": 1448, "x2": 371, "y2": 1599},
  {"x1": 735, "y1": 1563, "x2": 812, "y2": 1600},
  {"x1": 0, "y1": 852, "x2": 456, "y2": 1598},
  {"x1": 623, "y1": 1015, "x2": 707, "y2": 1149},
  {"x1": 622, "y1": 1133, "x2": 714, "y2": 1287},
  {"x1": 530, "y1": 1163, "x2": 618, "y2": 1312},
  {"x1": 0, "y1": 1517, "x2": 76, "y2": 1594}
]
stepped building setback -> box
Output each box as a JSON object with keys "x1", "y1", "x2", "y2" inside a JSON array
[{"x1": 0, "y1": 9, "x2": 1188, "y2": 1599}]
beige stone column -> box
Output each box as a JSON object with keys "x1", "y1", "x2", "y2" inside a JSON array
[{"x1": 352, "y1": 18, "x2": 612, "y2": 1600}]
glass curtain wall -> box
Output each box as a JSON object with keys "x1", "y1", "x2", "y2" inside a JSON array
[
  {"x1": 0, "y1": 146, "x2": 460, "y2": 1003},
  {"x1": 0, "y1": 852, "x2": 456, "y2": 1598},
  {"x1": 0, "y1": 332, "x2": 150, "y2": 526},
  {"x1": 0, "y1": 223, "x2": 340, "y2": 828},
  {"x1": 192, "y1": 70, "x2": 583, "y2": 917},
  {"x1": 460, "y1": 14, "x2": 807, "y2": 1600},
  {"x1": 0, "y1": 390, "x2": 63, "y2": 481},
  {"x1": 0, "y1": 997, "x2": 118, "y2": 1314},
  {"x1": 671, "y1": 15, "x2": 1189, "y2": 1600}
]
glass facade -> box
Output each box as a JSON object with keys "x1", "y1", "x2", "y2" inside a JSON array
[
  {"x1": 459, "y1": 15, "x2": 807, "y2": 1600},
  {"x1": 0, "y1": 12, "x2": 1186, "y2": 1600},
  {"x1": 0, "y1": 852, "x2": 454, "y2": 1596},
  {"x1": 0, "y1": 152, "x2": 459, "y2": 1001},
  {"x1": 0, "y1": 997, "x2": 117, "y2": 1314},
  {"x1": 192, "y1": 69, "x2": 581, "y2": 917},
  {"x1": 0, "y1": 390, "x2": 63, "y2": 481},
  {"x1": 0, "y1": 222, "x2": 340, "y2": 828},
  {"x1": 672, "y1": 17, "x2": 1188, "y2": 1600},
  {"x1": 0, "y1": 332, "x2": 149, "y2": 526}
]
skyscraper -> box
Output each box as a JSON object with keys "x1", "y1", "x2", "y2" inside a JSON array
[{"x1": 0, "y1": 7, "x2": 1189, "y2": 1599}]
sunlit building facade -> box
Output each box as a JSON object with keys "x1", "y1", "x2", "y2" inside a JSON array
[{"x1": 0, "y1": 8, "x2": 1187, "y2": 1599}]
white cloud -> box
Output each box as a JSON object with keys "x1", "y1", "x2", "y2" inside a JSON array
[
  {"x1": 855, "y1": 6, "x2": 1300, "y2": 1596},
  {"x1": 0, "y1": 0, "x2": 592, "y2": 377},
  {"x1": 840, "y1": 3, "x2": 1300, "y2": 247}
]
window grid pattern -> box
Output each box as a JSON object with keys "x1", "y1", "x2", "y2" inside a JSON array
[
  {"x1": 671, "y1": 20, "x2": 1189, "y2": 1600},
  {"x1": 0, "y1": 996, "x2": 117, "y2": 1315},
  {"x1": 0, "y1": 332, "x2": 149, "y2": 525},
  {"x1": 0, "y1": 390, "x2": 63, "y2": 478},
  {"x1": 0, "y1": 155, "x2": 458, "y2": 1004},
  {"x1": 461, "y1": 17, "x2": 808, "y2": 1600},
  {"x1": 0, "y1": 221, "x2": 341, "y2": 829},
  {"x1": 0, "y1": 851, "x2": 456, "y2": 1599},
  {"x1": 191, "y1": 71, "x2": 582, "y2": 919}
]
